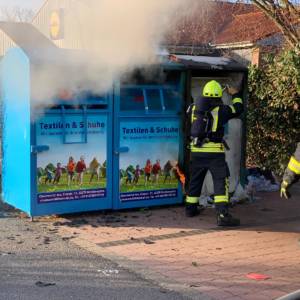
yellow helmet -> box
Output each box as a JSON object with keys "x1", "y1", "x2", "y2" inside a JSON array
[{"x1": 202, "y1": 80, "x2": 223, "y2": 98}]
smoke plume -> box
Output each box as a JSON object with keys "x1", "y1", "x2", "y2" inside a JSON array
[{"x1": 32, "y1": 0, "x2": 198, "y2": 105}]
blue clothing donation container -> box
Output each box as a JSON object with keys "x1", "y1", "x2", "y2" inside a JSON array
[
  {"x1": 1, "y1": 45, "x2": 186, "y2": 217},
  {"x1": 1, "y1": 24, "x2": 247, "y2": 217}
]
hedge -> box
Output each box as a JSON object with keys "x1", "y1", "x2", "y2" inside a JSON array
[{"x1": 247, "y1": 48, "x2": 300, "y2": 175}]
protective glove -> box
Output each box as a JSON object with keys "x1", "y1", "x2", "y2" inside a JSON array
[{"x1": 280, "y1": 181, "x2": 290, "y2": 199}]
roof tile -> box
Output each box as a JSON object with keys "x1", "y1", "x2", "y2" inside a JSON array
[
  {"x1": 215, "y1": 11, "x2": 280, "y2": 44},
  {"x1": 167, "y1": 2, "x2": 280, "y2": 46}
]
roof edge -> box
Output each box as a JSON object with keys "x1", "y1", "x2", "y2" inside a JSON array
[{"x1": 213, "y1": 42, "x2": 254, "y2": 49}]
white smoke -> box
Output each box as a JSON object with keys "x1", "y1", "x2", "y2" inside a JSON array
[{"x1": 32, "y1": 0, "x2": 199, "y2": 105}]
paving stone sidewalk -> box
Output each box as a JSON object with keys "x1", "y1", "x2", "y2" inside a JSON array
[{"x1": 48, "y1": 188, "x2": 300, "y2": 300}]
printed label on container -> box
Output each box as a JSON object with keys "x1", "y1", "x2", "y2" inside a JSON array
[{"x1": 36, "y1": 114, "x2": 107, "y2": 203}]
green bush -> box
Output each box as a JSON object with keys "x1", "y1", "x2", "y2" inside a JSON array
[{"x1": 247, "y1": 48, "x2": 300, "y2": 175}]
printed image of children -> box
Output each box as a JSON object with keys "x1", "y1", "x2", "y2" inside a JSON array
[
  {"x1": 125, "y1": 167, "x2": 134, "y2": 185},
  {"x1": 53, "y1": 162, "x2": 63, "y2": 184},
  {"x1": 119, "y1": 170, "x2": 125, "y2": 188},
  {"x1": 89, "y1": 157, "x2": 100, "y2": 183},
  {"x1": 144, "y1": 159, "x2": 152, "y2": 186},
  {"x1": 67, "y1": 156, "x2": 76, "y2": 186},
  {"x1": 152, "y1": 159, "x2": 161, "y2": 184},
  {"x1": 44, "y1": 166, "x2": 54, "y2": 184},
  {"x1": 133, "y1": 165, "x2": 141, "y2": 185},
  {"x1": 76, "y1": 156, "x2": 87, "y2": 186},
  {"x1": 163, "y1": 160, "x2": 174, "y2": 184},
  {"x1": 37, "y1": 167, "x2": 44, "y2": 185}
]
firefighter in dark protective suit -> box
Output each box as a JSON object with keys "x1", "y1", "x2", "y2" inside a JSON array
[{"x1": 185, "y1": 80, "x2": 244, "y2": 226}]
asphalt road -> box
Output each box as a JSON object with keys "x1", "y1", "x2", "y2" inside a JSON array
[{"x1": 0, "y1": 202, "x2": 188, "y2": 300}]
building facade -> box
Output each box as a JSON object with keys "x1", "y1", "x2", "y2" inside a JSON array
[
  {"x1": 0, "y1": 1, "x2": 284, "y2": 62},
  {"x1": 32, "y1": 0, "x2": 83, "y2": 49}
]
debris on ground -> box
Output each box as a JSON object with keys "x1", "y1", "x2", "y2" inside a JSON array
[
  {"x1": 0, "y1": 252, "x2": 15, "y2": 256},
  {"x1": 43, "y1": 237, "x2": 51, "y2": 243},
  {"x1": 53, "y1": 219, "x2": 88, "y2": 227},
  {"x1": 246, "y1": 168, "x2": 279, "y2": 193},
  {"x1": 260, "y1": 208, "x2": 274, "y2": 212},
  {"x1": 246, "y1": 273, "x2": 271, "y2": 280},
  {"x1": 97, "y1": 269, "x2": 119, "y2": 276},
  {"x1": 144, "y1": 239, "x2": 155, "y2": 245},
  {"x1": 62, "y1": 236, "x2": 75, "y2": 241},
  {"x1": 35, "y1": 281, "x2": 56, "y2": 287}
]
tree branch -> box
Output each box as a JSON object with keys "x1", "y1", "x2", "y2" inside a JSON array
[{"x1": 252, "y1": 0, "x2": 300, "y2": 47}]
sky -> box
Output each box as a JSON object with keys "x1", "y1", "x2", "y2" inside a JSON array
[{"x1": 0, "y1": 0, "x2": 44, "y2": 10}]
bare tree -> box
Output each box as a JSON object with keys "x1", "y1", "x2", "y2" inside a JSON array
[
  {"x1": 249, "y1": 0, "x2": 300, "y2": 47},
  {"x1": 166, "y1": 0, "x2": 256, "y2": 54},
  {"x1": 0, "y1": 6, "x2": 34, "y2": 22}
]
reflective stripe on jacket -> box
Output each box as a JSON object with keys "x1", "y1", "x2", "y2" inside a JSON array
[{"x1": 283, "y1": 142, "x2": 300, "y2": 184}]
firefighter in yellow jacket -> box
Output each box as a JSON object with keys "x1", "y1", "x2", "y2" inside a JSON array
[
  {"x1": 280, "y1": 143, "x2": 300, "y2": 199},
  {"x1": 186, "y1": 80, "x2": 244, "y2": 226}
]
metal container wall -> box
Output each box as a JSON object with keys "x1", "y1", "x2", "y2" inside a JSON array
[
  {"x1": 1, "y1": 47, "x2": 186, "y2": 216},
  {"x1": 112, "y1": 70, "x2": 186, "y2": 210}
]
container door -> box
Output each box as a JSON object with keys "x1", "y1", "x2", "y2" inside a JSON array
[
  {"x1": 32, "y1": 96, "x2": 113, "y2": 216},
  {"x1": 113, "y1": 74, "x2": 185, "y2": 209}
]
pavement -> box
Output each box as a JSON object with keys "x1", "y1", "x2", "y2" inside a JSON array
[
  {"x1": 42, "y1": 184, "x2": 300, "y2": 300},
  {"x1": 0, "y1": 201, "x2": 189, "y2": 300}
]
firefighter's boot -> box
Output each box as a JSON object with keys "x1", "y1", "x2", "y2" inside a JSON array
[
  {"x1": 185, "y1": 204, "x2": 199, "y2": 218},
  {"x1": 217, "y1": 209, "x2": 240, "y2": 227}
]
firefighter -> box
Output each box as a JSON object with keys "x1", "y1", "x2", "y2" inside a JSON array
[
  {"x1": 185, "y1": 80, "x2": 244, "y2": 226},
  {"x1": 280, "y1": 143, "x2": 300, "y2": 199}
]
